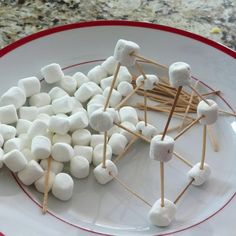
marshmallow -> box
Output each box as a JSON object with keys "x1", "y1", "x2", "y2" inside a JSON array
[
  {"x1": 0, "y1": 148, "x2": 4, "y2": 168},
  {"x1": 106, "y1": 108, "x2": 120, "y2": 123},
  {"x1": 48, "y1": 87, "x2": 68, "y2": 100},
  {"x1": 72, "y1": 129, "x2": 91, "y2": 146},
  {"x1": 36, "y1": 113, "x2": 50, "y2": 126},
  {"x1": 72, "y1": 72, "x2": 89, "y2": 87},
  {"x1": 100, "y1": 76, "x2": 114, "y2": 90},
  {"x1": 90, "y1": 134, "x2": 106, "y2": 148},
  {"x1": 119, "y1": 121, "x2": 137, "y2": 142},
  {"x1": 197, "y1": 99, "x2": 219, "y2": 125},
  {"x1": 103, "y1": 87, "x2": 122, "y2": 107},
  {"x1": 38, "y1": 105, "x2": 54, "y2": 116},
  {"x1": 0, "y1": 124, "x2": 16, "y2": 141},
  {"x1": 60, "y1": 76, "x2": 77, "y2": 95},
  {"x1": 40, "y1": 158, "x2": 64, "y2": 174},
  {"x1": 136, "y1": 74, "x2": 159, "y2": 90},
  {"x1": 149, "y1": 135, "x2": 174, "y2": 162},
  {"x1": 108, "y1": 133, "x2": 128, "y2": 155},
  {"x1": 17, "y1": 160, "x2": 44, "y2": 186},
  {"x1": 29, "y1": 93, "x2": 51, "y2": 107},
  {"x1": 87, "y1": 65, "x2": 107, "y2": 84},
  {"x1": 18, "y1": 76, "x2": 41, "y2": 97},
  {"x1": 0, "y1": 87, "x2": 26, "y2": 109},
  {"x1": 35, "y1": 171, "x2": 55, "y2": 193},
  {"x1": 0, "y1": 134, "x2": 4, "y2": 148},
  {"x1": 4, "y1": 138, "x2": 23, "y2": 153},
  {"x1": 4, "y1": 150, "x2": 27, "y2": 172},
  {"x1": 18, "y1": 134, "x2": 31, "y2": 149},
  {"x1": 27, "y1": 119, "x2": 48, "y2": 138},
  {"x1": 117, "y1": 66, "x2": 132, "y2": 83},
  {"x1": 51, "y1": 96, "x2": 73, "y2": 114},
  {"x1": 87, "y1": 94, "x2": 106, "y2": 106},
  {"x1": 70, "y1": 155, "x2": 90, "y2": 179},
  {"x1": 93, "y1": 144, "x2": 112, "y2": 166},
  {"x1": 74, "y1": 82, "x2": 102, "y2": 103},
  {"x1": 52, "y1": 143, "x2": 74, "y2": 162},
  {"x1": 70, "y1": 97, "x2": 83, "y2": 110},
  {"x1": 87, "y1": 103, "x2": 104, "y2": 118},
  {"x1": 21, "y1": 149, "x2": 37, "y2": 162},
  {"x1": 52, "y1": 134, "x2": 71, "y2": 145},
  {"x1": 101, "y1": 56, "x2": 118, "y2": 75},
  {"x1": 16, "y1": 119, "x2": 32, "y2": 135},
  {"x1": 69, "y1": 110, "x2": 88, "y2": 131},
  {"x1": 107, "y1": 125, "x2": 120, "y2": 137},
  {"x1": 169, "y1": 62, "x2": 191, "y2": 88},
  {"x1": 0, "y1": 104, "x2": 18, "y2": 124},
  {"x1": 90, "y1": 109, "x2": 114, "y2": 132},
  {"x1": 41, "y1": 63, "x2": 64, "y2": 84},
  {"x1": 52, "y1": 173, "x2": 74, "y2": 201},
  {"x1": 93, "y1": 160, "x2": 118, "y2": 184},
  {"x1": 187, "y1": 162, "x2": 211, "y2": 186},
  {"x1": 119, "y1": 106, "x2": 138, "y2": 125},
  {"x1": 136, "y1": 121, "x2": 158, "y2": 139},
  {"x1": 18, "y1": 106, "x2": 38, "y2": 121},
  {"x1": 114, "y1": 39, "x2": 140, "y2": 67},
  {"x1": 48, "y1": 116, "x2": 70, "y2": 135},
  {"x1": 74, "y1": 145, "x2": 93, "y2": 164},
  {"x1": 117, "y1": 81, "x2": 133, "y2": 97},
  {"x1": 148, "y1": 199, "x2": 177, "y2": 227},
  {"x1": 31, "y1": 136, "x2": 51, "y2": 160}
]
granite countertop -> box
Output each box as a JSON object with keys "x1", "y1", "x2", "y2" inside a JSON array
[{"x1": 0, "y1": 0, "x2": 235, "y2": 50}]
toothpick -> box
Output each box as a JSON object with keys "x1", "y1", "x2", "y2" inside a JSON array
[
  {"x1": 102, "y1": 131, "x2": 108, "y2": 168},
  {"x1": 160, "y1": 161, "x2": 165, "y2": 207},
  {"x1": 202, "y1": 90, "x2": 221, "y2": 96},
  {"x1": 173, "y1": 151, "x2": 193, "y2": 168},
  {"x1": 200, "y1": 125, "x2": 207, "y2": 170},
  {"x1": 219, "y1": 110, "x2": 236, "y2": 117},
  {"x1": 42, "y1": 156, "x2": 52, "y2": 214},
  {"x1": 207, "y1": 126, "x2": 219, "y2": 152},
  {"x1": 189, "y1": 85, "x2": 210, "y2": 105}
]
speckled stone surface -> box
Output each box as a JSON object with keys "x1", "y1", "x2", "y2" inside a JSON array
[{"x1": 0, "y1": 0, "x2": 235, "y2": 50}]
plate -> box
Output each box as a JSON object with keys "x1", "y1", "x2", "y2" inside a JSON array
[{"x1": 0, "y1": 21, "x2": 236, "y2": 236}]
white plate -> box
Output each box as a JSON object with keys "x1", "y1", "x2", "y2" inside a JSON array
[{"x1": 0, "y1": 21, "x2": 236, "y2": 236}]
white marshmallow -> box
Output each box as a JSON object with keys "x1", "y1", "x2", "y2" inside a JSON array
[
  {"x1": 136, "y1": 74, "x2": 159, "y2": 90},
  {"x1": 0, "y1": 124, "x2": 16, "y2": 141},
  {"x1": 119, "y1": 106, "x2": 138, "y2": 125},
  {"x1": 0, "y1": 87, "x2": 26, "y2": 109},
  {"x1": 21, "y1": 149, "x2": 37, "y2": 162},
  {"x1": 51, "y1": 95, "x2": 73, "y2": 114},
  {"x1": 87, "y1": 103, "x2": 104, "y2": 118},
  {"x1": 74, "y1": 145, "x2": 93, "y2": 164},
  {"x1": 103, "y1": 87, "x2": 122, "y2": 107},
  {"x1": 52, "y1": 173, "x2": 74, "y2": 201},
  {"x1": 148, "y1": 198, "x2": 177, "y2": 227},
  {"x1": 72, "y1": 72, "x2": 89, "y2": 87},
  {"x1": 48, "y1": 116, "x2": 70, "y2": 135},
  {"x1": 18, "y1": 134, "x2": 31, "y2": 149},
  {"x1": 107, "y1": 125, "x2": 120, "y2": 137},
  {"x1": 90, "y1": 109, "x2": 114, "y2": 132},
  {"x1": 169, "y1": 62, "x2": 191, "y2": 88},
  {"x1": 52, "y1": 134, "x2": 71, "y2": 145},
  {"x1": 93, "y1": 160, "x2": 118, "y2": 184},
  {"x1": 100, "y1": 76, "x2": 114, "y2": 90},
  {"x1": 16, "y1": 119, "x2": 32, "y2": 135},
  {"x1": 41, "y1": 63, "x2": 64, "y2": 84},
  {"x1": 117, "y1": 66, "x2": 132, "y2": 83},
  {"x1": 36, "y1": 113, "x2": 50, "y2": 126},
  {"x1": 29, "y1": 93, "x2": 51, "y2": 107},
  {"x1": 72, "y1": 129, "x2": 91, "y2": 146},
  {"x1": 87, "y1": 94, "x2": 106, "y2": 106},
  {"x1": 27, "y1": 119, "x2": 48, "y2": 138},
  {"x1": 70, "y1": 97, "x2": 83, "y2": 110},
  {"x1": 17, "y1": 160, "x2": 44, "y2": 186},
  {"x1": 108, "y1": 133, "x2": 128, "y2": 155},
  {"x1": 136, "y1": 121, "x2": 158, "y2": 139},
  {"x1": 48, "y1": 87, "x2": 68, "y2": 100},
  {"x1": 35, "y1": 171, "x2": 55, "y2": 193},
  {"x1": 69, "y1": 110, "x2": 88, "y2": 131},
  {"x1": 52, "y1": 143, "x2": 74, "y2": 162},
  {"x1": 4, "y1": 138, "x2": 23, "y2": 153},
  {"x1": 87, "y1": 65, "x2": 107, "y2": 84},
  {"x1": 119, "y1": 121, "x2": 137, "y2": 142},
  {"x1": 117, "y1": 81, "x2": 133, "y2": 96},
  {"x1": 149, "y1": 135, "x2": 174, "y2": 162},
  {"x1": 0, "y1": 134, "x2": 4, "y2": 148},
  {"x1": 0, "y1": 148, "x2": 4, "y2": 168},
  {"x1": 106, "y1": 108, "x2": 120, "y2": 123},
  {"x1": 70, "y1": 155, "x2": 90, "y2": 179},
  {"x1": 197, "y1": 99, "x2": 219, "y2": 125},
  {"x1": 4, "y1": 149, "x2": 27, "y2": 172},
  {"x1": 18, "y1": 76, "x2": 41, "y2": 97},
  {"x1": 92, "y1": 144, "x2": 112, "y2": 166},
  {"x1": 187, "y1": 162, "x2": 211, "y2": 186},
  {"x1": 40, "y1": 158, "x2": 64, "y2": 174},
  {"x1": 114, "y1": 39, "x2": 140, "y2": 67},
  {"x1": 0, "y1": 104, "x2": 18, "y2": 124},
  {"x1": 38, "y1": 105, "x2": 54, "y2": 116},
  {"x1": 31, "y1": 136, "x2": 51, "y2": 160},
  {"x1": 101, "y1": 56, "x2": 118, "y2": 75},
  {"x1": 60, "y1": 75, "x2": 77, "y2": 95},
  {"x1": 18, "y1": 106, "x2": 38, "y2": 121},
  {"x1": 90, "y1": 134, "x2": 105, "y2": 148},
  {"x1": 56, "y1": 113, "x2": 68, "y2": 118}
]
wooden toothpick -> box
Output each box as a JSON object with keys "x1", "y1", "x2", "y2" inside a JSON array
[
  {"x1": 173, "y1": 151, "x2": 193, "y2": 168},
  {"x1": 219, "y1": 109, "x2": 236, "y2": 117},
  {"x1": 200, "y1": 125, "x2": 207, "y2": 170},
  {"x1": 189, "y1": 85, "x2": 210, "y2": 105},
  {"x1": 160, "y1": 161, "x2": 165, "y2": 207},
  {"x1": 207, "y1": 126, "x2": 219, "y2": 152},
  {"x1": 102, "y1": 131, "x2": 108, "y2": 168}
]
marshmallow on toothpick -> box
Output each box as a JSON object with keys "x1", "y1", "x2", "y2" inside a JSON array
[
  {"x1": 93, "y1": 144, "x2": 112, "y2": 166},
  {"x1": 35, "y1": 171, "x2": 55, "y2": 193},
  {"x1": 148, "y1": 198, "x2": 177, "y2": 227},
  {"x1": 108, "y1": 133, "x2": 128, "y2": 155},
  {"x1": 169, "y1": 62, "x2": 191, "y2": 88},
  {"x1": 74, "y1": 145, "x2": 93, "y2": 164},
  {"x1": 31, "y1": 136, "x2": 51, "y2": 160},
  {"x1": 52, "y1": 143, "x2": 74, "y2": 162},
  {"x1": 119, "y1": 106, "x2": 139, "y2": 125},
  {"x1": 87, "y1": 65, "x2": 107, "y2": 84},
  {"x1": 150, "y1": 135, "x2": 175, "y2": 162},
  {"x1": 41, "y1": 63, "x2": 64, "y2": 84},
  {"x1": 197, "y1": 99, "x2": 219, "y2": 125},
  {"x1": 114, "y1": 39, "x2": 140, "y2": 67},
  {"x1": 70, "y1": 155, "x2": 90, "y2": 179},
  {"x1": 18, "y1": 76, "x2": 41, "y2": 97},
  {"x1": 187, "y1": 162, "x2": 211, "y2": 186},
  {"x1": 136, "y1": 121, "x2": 158, "y2": 139},
  {"x1": 0, "y1": 105, "x2": 18, "y2": 124},
  {"x1": 136, "y1": 74, "x2": 159, "y2": 90},
  {"x1": 4, "y1": 150, "x2": 27, "y2": 172}
]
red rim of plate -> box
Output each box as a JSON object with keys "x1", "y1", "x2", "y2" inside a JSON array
[{"x1": 0, "y1": 20, "x2": 235, "y2": 236}]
